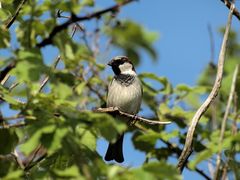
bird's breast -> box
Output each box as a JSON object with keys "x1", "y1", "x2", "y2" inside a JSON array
[{"x1": 107, "y1": 78, "x2": 142, "y2": 114}]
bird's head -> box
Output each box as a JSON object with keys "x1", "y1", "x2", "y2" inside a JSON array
[{"x1": 108, "y1": 56, "x2": 136, "y2": 75}]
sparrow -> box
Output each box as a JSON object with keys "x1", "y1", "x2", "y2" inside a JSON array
[{"x1": 104, "y1": 56, "x2": 142, "y2": 163}]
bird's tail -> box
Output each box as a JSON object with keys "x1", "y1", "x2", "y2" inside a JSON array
[{"x1": 104, "y1": 134, "x2": 124, "y2": 163}]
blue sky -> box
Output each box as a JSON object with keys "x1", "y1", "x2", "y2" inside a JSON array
[
  {"x1": 118, "y1": 0, "x2": 240, "y2": 86},
  {"x1": 96, "y1": 1, "x2": 240, "y2": 179}
]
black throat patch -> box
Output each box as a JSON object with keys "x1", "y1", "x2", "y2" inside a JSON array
[{"x1": 114, "y1": 74, "x2": 135, "y2": 86}]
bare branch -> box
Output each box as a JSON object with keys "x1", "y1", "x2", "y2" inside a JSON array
[
  {"x1": 0, "y1": 153, "x2": 15, "y2": 161},
  {"x1": 0, "y1": 122, "x2": 26, "y2": 129},
  {"x1": 1, "y1": 114, "x2": 25, "y2": 121},
  {"x1": 23, "y1": 145, "x2": 47, "y2": 171},
  {"x1": 4, "y1": 0, "x2": 27, "y2": 29},
  {"x1": 221, "y1": 0, "x2": 240, "y2": 20},
  {"x1": 0, "y1": 61, "x2": 16, "y2": 82},
  {"x1": 38, "y1": 55, "x2": 61, "y2": 93},
  {"x1": 135, "y1": 123, "x2": 211, "y2": 180},
  {"x1": 9, "y1": 82, "x2": 19, "y2": 92},
  {"x1": 177, "y1": 4, "x2": 234, "y2": 172},
  {"x1": 39, "y1": 22, "x2": 80, "y2": 93},
  {"x1": 94, "y1": 107, "x2": 171, "y2": 125},
  {"x1": 36, "y1": 0, "x2": 136, "y2": 48},
  {"x1": 214, "y1": 65, "x2": 239, "y2": 179},
  {"x1": 0, "y1": 73, "x2": 10, "y2": 85}
]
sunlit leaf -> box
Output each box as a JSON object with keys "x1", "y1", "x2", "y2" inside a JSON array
[{"x1": 53, "y1": 165, "x2": 82, "y2": 178}]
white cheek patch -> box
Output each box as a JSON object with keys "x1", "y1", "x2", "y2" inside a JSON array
[{"x1": 119, "y1": 62, "x2": 136, "y2": 75}]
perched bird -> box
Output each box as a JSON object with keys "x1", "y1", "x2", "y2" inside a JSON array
[{"x1": 104, "y1": 56, "x2": 142, "y2": 163}]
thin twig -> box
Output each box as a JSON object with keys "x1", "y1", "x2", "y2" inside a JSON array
[
  {"x1": 81, "y1": 28, "x2": 93, "y2": 55},
  {"x1": 38, "y1": 56, "x2": 61, "y2": 93},
  {"x1": 0, "y1": 61, "x2": 16, "y2": 82},
  {"x1": 0, "y1": 73, "x2": 10, "y2": 85},
  {"x1": 94, "y1": 107, "x2": 171, "y2": 125},
  {"x1": 177, "y1": 4, "x2": 234, "y2": 172},
  {"x1": 38, "y1": 23, "x2": 78, "y2": 93},
  {"x1": 38, "y1": 76, "x2": 50, "y2": 93},
  {"x1": 4, "y1": 0, "x2": 27, "y2": 29},
  {"x1": 0, "y1": 122, "x2": 26, "y2": 129},
  {"x1": 23, "y1": 145, "x2": 47, "y2": 171},
  {"x1": 214, "y1": 65, "x2": 239, "y2": 179},
  {"x1": 231, "y1": 91, "x2": 238, "y2": 135},
  {"x1": 36, "y1": 0, "x2": 136, "y2": 47},
  {"x1": 0, "y1": 154, "x2": 15, "y2": 161},
  {"x1": 1, "y1": 114, "x2": 25, "y2": 121},
  {"x1": 57, "y1": 11, "x2": 94, "y2": 54},
  {"x1": 221, "y1": 0, "x2": 240, "y2": 20},
  {"x1": 9, "y1": 82, "x2": 19, "y2": 92}
]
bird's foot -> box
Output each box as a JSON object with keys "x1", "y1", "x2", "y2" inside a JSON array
[{"x1": 128, "y1": 114, "x2": 138, "y2": 126}]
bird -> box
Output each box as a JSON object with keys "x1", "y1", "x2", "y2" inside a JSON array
[{"x1": 104, "y1": 56, "x2": 142, "y2": 163}]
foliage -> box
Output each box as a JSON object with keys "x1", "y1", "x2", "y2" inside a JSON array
[{"x1": 0, "y1": 0, "x2": 240, "y2": 179}]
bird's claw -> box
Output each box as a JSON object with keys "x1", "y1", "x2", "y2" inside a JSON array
[{"x1": 128, "y1": 114, "x2": 138, "y2": 126}]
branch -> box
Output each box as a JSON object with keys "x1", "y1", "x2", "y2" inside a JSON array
[
  {"x1": 214, "y1": 65, "x2": 239, "y2": 179},
  {"x1": 39, "y1": 24, "x2": 79, "y2": 93},
  {"x1": 163, "y1": 140, "x2": 211, "y2": 180},
  {"x1": 94, "y1": 107, "x2": 171, "y2": 125},
  {"x1": 135, "y1": 123, "x2": 211, "y2": 180},
  {"x1": 36, "y1": 0, "x2": 136, "y2": 48},
  {"x1": 221, "y1": 0, "x2": 240, "y2": 20},
  {"x1": 38, "y1": 55, "x2": 61, "y2": 93},
  {"x1": 0, "y1": 153, "x2": 15, "y2": 161},
  {"x1": 0, "y1": 61, "x2": 16, "y2": 82},
  {"x1": 4, "y1": 0, "x2": 27, "y2": 29},
  {"x1": 9, "y1": 82, "x2": 19, "y2": 92},
  {"x1": 177, "y1": 4, "x2": 234, "y2": 172},
  {"x1": 0, "y1": 122, "x2": 26, "y2": 129},
  {"x1": 23, "y1": 145, "x2": 47, "y2": 171}
]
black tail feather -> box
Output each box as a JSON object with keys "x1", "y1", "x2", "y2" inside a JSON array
[{"x1": 104, "y1": 134, "x2": 124, "y2": 163}]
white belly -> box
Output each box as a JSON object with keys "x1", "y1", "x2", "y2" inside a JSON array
[{"x1": 107, "y1": 78, "x2": 142, "y2": 114}]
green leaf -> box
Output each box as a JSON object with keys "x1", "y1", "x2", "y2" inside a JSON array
[
  {"x1": 0, "y1": 129, "x2": 18, "y2": 154},
  {"x1": 76, "y1": 127, "x2": 96, "y2": 151},
  {"x1": 53, "y1": 165, "x2": 82, "y2": 178},
  {"x1": 20, "y1": 125, "x2": 56, "y2": 155},
  {"x1": 134, "y1": 130, "x2": 179, "y2": 153},
  {"x1": 142, "y1": 162, "x2": 181, "y2": 180},
  {"x1": 11, "y1": 49, "x2": 48, "y2": 82},
  {"x1": 0, "y1": 86, "x2": 21, "y2": 105},
  {"x1": 75, "y1": 82, "x2": 86, "y2": 95},
  {"x1": 189, "y1": 149, "x2": 213, "y2": 170},
  {"x1": 93, "y1": 113, "x2": 127, "y2": 142},
  {"x1": 0, "y1": 27, "x2": 10, "y2": 48},
  {"x1": 81, "y1": 0, "x2": 94, "y2": 6},
  {"x1": 48, "y1": 127, "x2": 69, "y2": 155},
  {"x1": 139, "y1": 73, "x2": 172, "y2": 94},
  {"x1": 3, "y1": 170, "x2": 24, "y2": 180},
  {"x1": 130, "y1": 169, "x2": 155, "y2": 180},
  {"x1": 51, "y1": 82, "x2": 73, "y2": 100}
]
